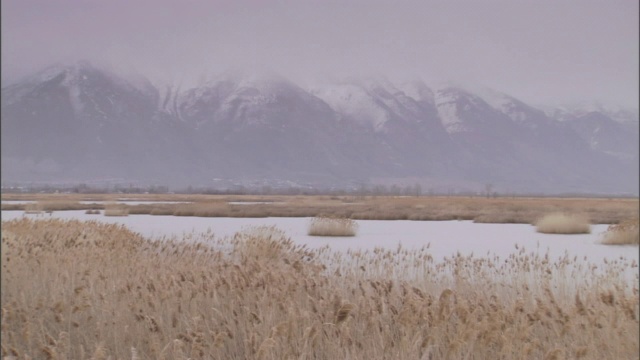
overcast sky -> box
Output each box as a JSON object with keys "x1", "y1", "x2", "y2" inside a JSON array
[{"x1": 2, "y1": 0, "x2": 638, "y2": 108}]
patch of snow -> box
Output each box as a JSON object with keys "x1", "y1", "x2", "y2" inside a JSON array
[
  {"x1": 30, "y1": 64, "x2": 68, "y2": 83},
  {"x1": 397, "y1": 80, "x2": 435, "y2": 105},
  {"x1": 542, "y1": 102, "x2": 639, "y2": 126},
  {"x1": 61, "y1": 68, "x2": 84, "y2": 115},
  {"x1": 472, "y1": 87, "x2": 512, "y2": 112},
  {"x1": 311, "y1": 84, "x2": 390, "y2": 131}
]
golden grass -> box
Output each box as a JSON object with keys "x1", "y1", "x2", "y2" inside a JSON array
[
  {"x1": 601, "y1": 218, "x2": 639, "y2": 245},
  {"x1": 2, "y1": 193, "x2": 638, "y2": 224},
  {"x1": 308, "y1": 216, "x2": 358, "y2": 236},
  {"x1": 1, "y1": 218, "x2": 638, "y2": 359},
  {"x1": 535, "y1": 212, "x2": 591, "y2": 234},
  {"x1": 103, "y1": 203, "x2": 129, "y2": 217},
  {"x1": 22, "y1": 203, "x2": 43, "y2": 214}
]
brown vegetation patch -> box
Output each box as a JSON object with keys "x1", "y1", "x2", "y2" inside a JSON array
[
  {"x1": 308, "y1": 216, "x2": 359, "y2": 236},
  {"x1": 601, "y1": 218, "x2": 640, "y2": 245},
  {"x1": 2, "y1": 194, "x2": 638, "y2": 224},
  {"x1": 535, "y1": 213, "x2": 591, "y2": 234},
  {"x1": 103, "y1": 203, "x2": 129, "y2": 217},
  {"x1": 1, "y1": 218, "x2": 638, "y2": 359}
]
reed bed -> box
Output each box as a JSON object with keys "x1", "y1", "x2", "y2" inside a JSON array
[
  {"x1": 1, "y1": 218, "x2": 638, "y2": 359},
  {"x1": 308, "y1": 216, "x2": 359, "y2": 236},
  {"x1": 103, "y1": 203, "x2": 129, "y2": 217},
  {"x1": 535, "y1": 212, "x2": 591, "y2": 234},
  {"x1": 601, "y1": 218, "x2": 640, "y2": 245},
  {"x1": 2, "y1": 194, "x2": 638, "y2": 224},
  {"x1": 22, "y1": 203, "x2": 43, "y2": 215}
]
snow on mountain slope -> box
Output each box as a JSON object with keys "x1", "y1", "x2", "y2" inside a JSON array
[
  {"x1": 396, "y1": 80, "x2": 435, "y2": 106},
  {"x1": 471, "y1": 87, "x2": 569, "y2": 133},
  {"x1": 543, "y1": 102, "x2": 639, "y2": 127},
  {"x1": 178, "y1": 69, "x2": 336, "y2": 129},
  {"x1": 434, "y1": 87, "x2": 503, "y2": 133},
  {"x1": 3, "y1": 61, "x2": 159, "y2": 122},
  {"x1": 357, "y1": 77, "x2": 429, "y2": 125},
  {"x1": 310, "y1": 77, "x2": 437, "y2": 133},
  {"x1": 563, "y1": 111, "x2": 638, "y2": 159},
  {"x1": 2, "y1": 62, "x2": 637, "y2": 194},
  {"x1": 310, "y1": 83, "x2": 391, "y2": 131},
  {"x1": 474, "y1": 87, "x2": 530, "y2": 123}
]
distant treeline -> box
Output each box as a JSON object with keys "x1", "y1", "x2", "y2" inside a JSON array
[{"x1": 1, "y1": 182, "x2": 636, "y2": 199}]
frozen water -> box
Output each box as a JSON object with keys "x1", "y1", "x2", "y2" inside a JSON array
[{"x1": 1, "y1": 210, "x2": 635, "y2": 265}]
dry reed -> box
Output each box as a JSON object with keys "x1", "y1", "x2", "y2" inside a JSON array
[
  {"x1": 1, "y1": 217, "x2": 637, "y2": 359},
  {"x1": 535, "y1": 212, "x2": 591, "y2": 234},
  {"x1": 103, "y1": 203, "x2": 129, "y2": 217},
  {"x1": 308, "y1": 216, "x2": 358, "y2": 236},
  {"x1": 601, "y1": 218, "x2": 639, "y2": 245},
  {"x1": 2, "y1": 194, "x2": 638, "y2": 224}
]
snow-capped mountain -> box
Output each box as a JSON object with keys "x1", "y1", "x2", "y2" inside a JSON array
[
  {"x1": 1, "y1": 61, "x2": 201, "y2": 185},
  {"x1": 397, "y1": 80, "x2": 435, "y2": 107},
  {"x1": 2, "y1": 62, "x2": 637, "y2": 194},
  {"x1": 174, "y1": 69, "x2": 374, "y2": 182},
  {"x1": 563, "y1": 111, "x2": 638, "y2": 159},
  {"x1": 544, "y1": 102, "x2": 639, "y2": 127},
  {"x1": 309, "y1": 77, "x2": 456, "y2": 176}
]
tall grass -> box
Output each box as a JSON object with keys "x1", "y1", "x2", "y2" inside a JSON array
[
  {"x1": 1, "y1": 218, "x2": 637, "y2": 359},
  {"x1": 104, "y1": 202, "x2": 129, "y2": 217},
  {"x1": 308, "y1": 216, "x2": 358, "y2": 236},
  {"x1": 601, "y1": 218, "x2": 639, "y2": 245},
  {"x1": 535, "y1": 212, "x2": 591, "y2": 234},
  {"x1": 23, "y1": 203, "x2": 43, "y2": 214},
  {"x1": 2, "y1": 194, "x2": 638, "y2": 224}
]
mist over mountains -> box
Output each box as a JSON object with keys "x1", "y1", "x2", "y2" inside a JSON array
[{"x1": 2, "y1": 62, "x2": 638, "y2": 195}]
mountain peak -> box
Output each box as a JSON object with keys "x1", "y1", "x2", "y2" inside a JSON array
[
  {"x1": 3, "y1": 64, "x2": 638, "y2": 194},
  {"x1": 397, "y1": 80, "x2": 434, "y2": 104}
]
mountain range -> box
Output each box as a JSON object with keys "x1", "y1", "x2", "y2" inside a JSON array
[{"x1": 2, "y1": 62, "x2": 638, "y2": 195}]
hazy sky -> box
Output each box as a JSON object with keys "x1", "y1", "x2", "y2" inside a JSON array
[{"x1": 2, "y1": 0, "x2": 638, "y2": 108}]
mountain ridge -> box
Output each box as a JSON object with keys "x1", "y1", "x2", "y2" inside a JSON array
[{"x1": 2, "y1": 62, "x2": 638, "y2": 195}]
